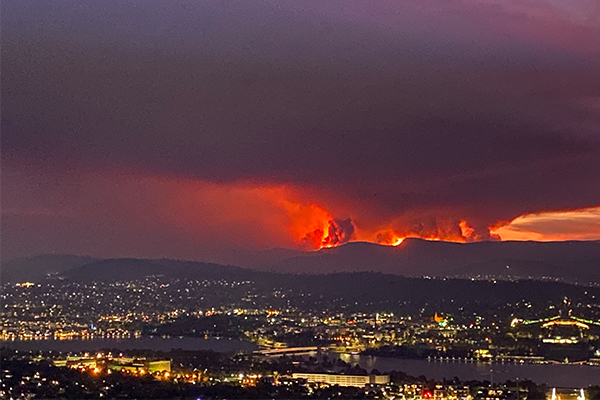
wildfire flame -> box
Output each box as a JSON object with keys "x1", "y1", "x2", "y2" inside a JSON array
[
  {"x1": 373, "y1": 229, "x2": 405, "y2": 247},
  {"x1": 169, "y1": 180, "x2": 499, "y2": 251},
  {"x1": 278, "y1": 198, "x2": 413, "y2": 250},
  {"x1": 277, "y1": 195, "x2": 488, "y2": 250},
  {"x1": 278, "y1": 200, "x2": 356, "y2": 250}
]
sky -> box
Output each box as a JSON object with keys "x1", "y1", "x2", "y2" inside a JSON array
[{"x1": 2, "y1": 0, "x2": 600, "y2": 263}]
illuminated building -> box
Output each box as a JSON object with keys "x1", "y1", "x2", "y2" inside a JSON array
[
  {"x1": 511, "y1": 300, "x2": 600, "y2": 362},
  {"x1": 108, "y1": 358, "x2": 171, "y2": 373},
  {"x1": 291, "y1": 372, "x2": 389, "y2": 387},
  {"x1": 548, "y1": 387, "x2": 587, "y2": 400},
  {"x1": 53, "y1": 356, "x2": 171, "y2": 373},
  {"x1": 53, "y1": 357, "x2": 97, "y2": 369}
]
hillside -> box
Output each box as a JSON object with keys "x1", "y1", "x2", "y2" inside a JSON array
[
  {"x1": 1, "y1": 254, "x2": 98, "y2": 283},
  {"x1": 264, "y1": 239, "x2": 600, "y2": 283},
  {"x1": 2, "y1": 239, "x2": 600, "y2": 285}
]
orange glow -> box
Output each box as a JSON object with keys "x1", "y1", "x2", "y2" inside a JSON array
[
  {"x1": 459, "y1": 220, "x2": 475, "y2": 239},
  {"x1": 541, "y1": 320, "x2": 589, "y2": 329},
  {"x1": 370, "y1": 229, "x2": 405, "y2": 246},
  {"x1": 392, "y1": 237, "x2": 404, "y2": 246},
  {"x1": 278, "y1": 199, "x2": 334, "y2": 250},
  {"x1": 270, "y1": 191, "x2": 357, "y2": 250},
  {"x1": 92, "y1": 172, "x2": 598, "y2": 254},
  {"x1": 492, "y1": 207, "x2": 600, "y2": 241},
  {"x1": 201, "y1": 184, "x2": 490, "y2": 250}
]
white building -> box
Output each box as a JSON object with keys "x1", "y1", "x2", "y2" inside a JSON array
[{"x1": 292, "y1": 373, "x2": 389, "y2": 387}]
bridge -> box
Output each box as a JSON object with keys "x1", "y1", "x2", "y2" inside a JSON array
[{"x1": 254, "y1": 346, "x2": 326, "y2": 357}]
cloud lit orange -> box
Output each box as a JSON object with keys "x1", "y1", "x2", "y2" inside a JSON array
[{"x1": 492, "y1": 207, "x2": 600, "y2": 242}]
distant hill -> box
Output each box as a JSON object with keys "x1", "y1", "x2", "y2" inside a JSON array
[
  {"x1": 2, "y1": 239, "x2": 600, "y2": 285},
  {"x1": 0, "y1": 254, "x2": 97, "y2": 283},
  {"x1": 63, "y1": 258, "x2": 168, "y2": 282},
  {"x1": 263, "y1": 239, "x2": 600, "y2": 283},
  {"x1": 450, "y1": 258, "x2": 566, "y2": 280},
  {"x1": 3, "y1": 249, "x2": 600, "y2": 309},
  {"x1": 62, "y1": 258, "x2": 269, "y2": 283},
  {"x1": 264, "y1": 272, "x2": 600, "y2": 309}
]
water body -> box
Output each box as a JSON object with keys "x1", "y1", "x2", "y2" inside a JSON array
[
  {"x1": 1, "y1": 336, "x2": 257, "y2": 353},
  {"x1": 332, "y1": 353, "x2": 600, "y2": 387},
  {"x1": 2, "y1": 338, "x2": 599, "y2": 386}
]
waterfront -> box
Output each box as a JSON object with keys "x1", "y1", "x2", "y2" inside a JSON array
[
  {"x1": 333, "y1": 353, "x2": 600, "y2": 387},
  {"x1": 2, "y1": 337, "x2": 599, "y2": 386},
  {"x1": 0, "y1": 336, "x2": 257, "y2": 353}
]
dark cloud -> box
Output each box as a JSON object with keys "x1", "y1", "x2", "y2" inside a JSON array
[
  {"x1": 323, "y1": 218, "x2": 356, "y2": 248},
  {"x1": 300, "y1": 218, "x2": 355, "y2": 250},
  {"x1": 2, "y1": 0, "x2": 600, "y2": 257}
]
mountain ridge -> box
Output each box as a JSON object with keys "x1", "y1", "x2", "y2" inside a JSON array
[
  {"x1": 257, "y1": 239, "x2": 600, "y2": 282},
  {"x1": 2, "y1": 238, "x2": 600, "y2": 284}
]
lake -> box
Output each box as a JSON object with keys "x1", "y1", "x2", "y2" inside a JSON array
[
  {"x1": 1, "y1": 336, "x2": 257, "y2": 353},
  {"x1": 332, "y1": 353, "x2": 600, "y2": 387},
  {"x1": 2, "y1": 338, "x2": 599, "y2": 386}
]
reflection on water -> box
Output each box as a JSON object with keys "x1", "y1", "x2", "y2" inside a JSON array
[
  {"x1": 333, "y1": 353, "x2": 600, "y2": 387},
  {"x1": 2, "y1": 338, "x2": 598, "y2": 386},
  {"x1": 1, "y1": 336, "x2": 258, "y2": 353}
]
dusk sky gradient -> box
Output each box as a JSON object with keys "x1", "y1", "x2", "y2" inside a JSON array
[{"x1": 2, "y1": 0, "x2": 600, "y2": 263}]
